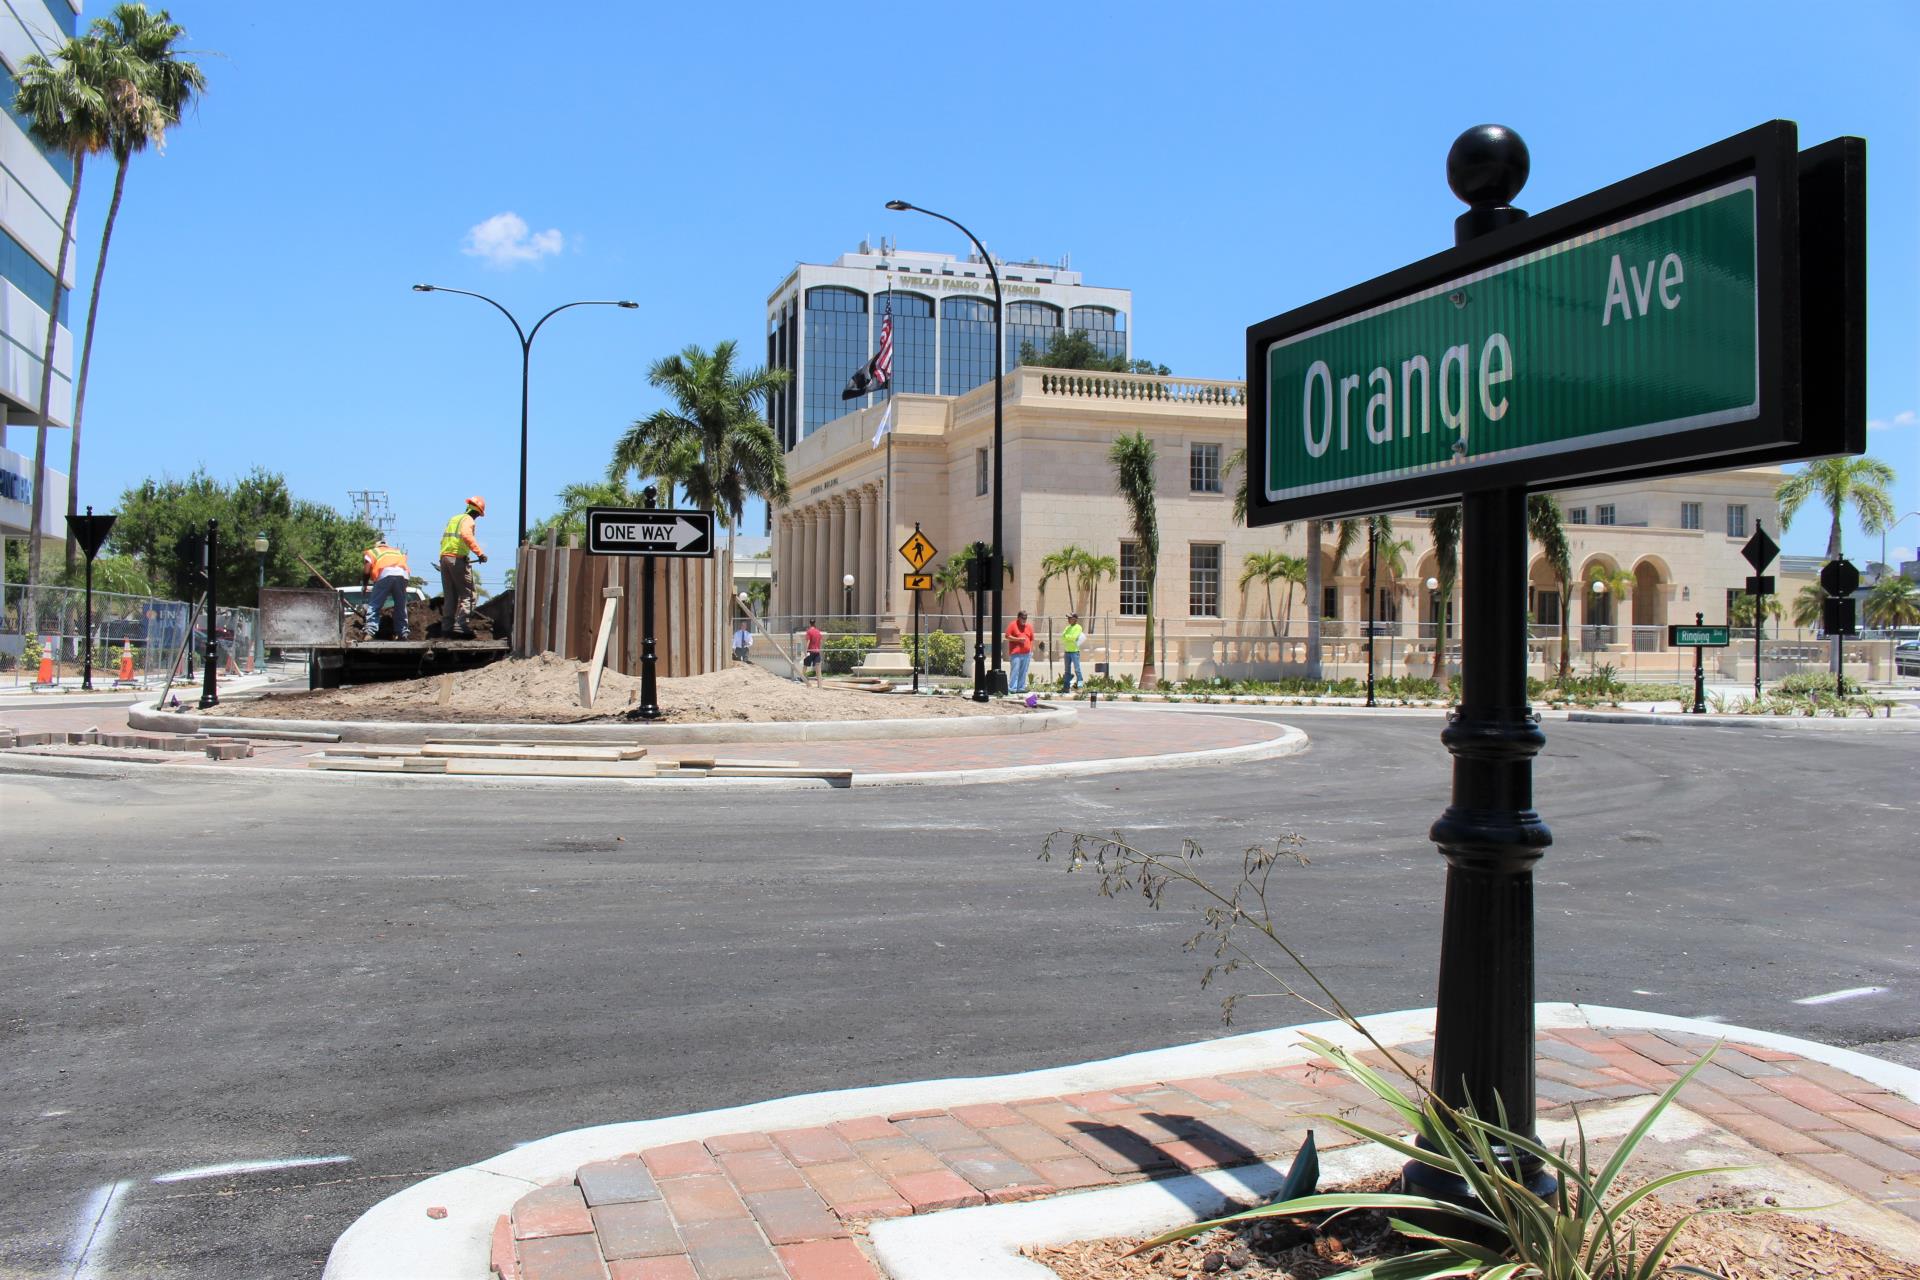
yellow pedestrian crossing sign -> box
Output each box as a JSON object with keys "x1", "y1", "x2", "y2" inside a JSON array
[
  {"x1": 899, "y1": 530, "x2": 938, "y2": 571},
  {"x1": 903, "y1": 573, "x2": 933, "y2": 591}
]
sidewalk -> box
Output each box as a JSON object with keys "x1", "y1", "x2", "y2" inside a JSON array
[{"x1": 326, "y1": 1006, "x2": 1920, "y2": 1280}]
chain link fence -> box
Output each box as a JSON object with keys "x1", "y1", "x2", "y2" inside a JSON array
[{"x1": 2, "y1": 582, "x2": 260, "y2": 688}]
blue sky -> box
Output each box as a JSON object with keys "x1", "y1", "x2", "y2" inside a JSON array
[{"x1": 44, "y1": 0, "x2": 1920, "y2": 567}]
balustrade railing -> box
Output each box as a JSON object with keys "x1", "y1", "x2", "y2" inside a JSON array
[{"x1": 1032, "y1": 370, "x2": 1248, "y2": 406}]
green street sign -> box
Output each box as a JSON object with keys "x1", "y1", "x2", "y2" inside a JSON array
[
  {"x1": 1264, "y1": 181, "x2": 1759, "y2": 507},
  {"x1": 1668, "y1": 625, "x2": 1730, "y2": 648}
]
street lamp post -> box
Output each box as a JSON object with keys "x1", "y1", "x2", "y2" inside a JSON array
[
  {"x1": 842, "y1": 572, "x2": 856, "y2": 620},
  {"x1": 885, "y1": 200, "x2": 1006, "y2": 694},
  {"x1": 254, "y1": 532, "x2": 269, "y2": 670},
  {"x1": 1590, "y1": 577, "x2": 1607, "y2": 676},
  {"x1": 412, "y1": 286, "x2": 638, "y2": 550},
  {"x1": 1425, "y1": 575, "x2": 1441, "y2": 675}
]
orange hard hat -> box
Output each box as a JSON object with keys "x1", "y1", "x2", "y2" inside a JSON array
[{"x1": 466, "y1": 495, "x2": 486, "y2": 515}]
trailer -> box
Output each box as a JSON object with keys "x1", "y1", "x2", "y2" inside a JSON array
[{"x1": 261, "y1": 588, "x2": 509, "y2": 689}]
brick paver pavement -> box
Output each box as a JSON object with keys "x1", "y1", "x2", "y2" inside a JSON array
[
  {"x1": 486, "y1": 1026, "x2": 1920, "y2": 1279},
  {"x1": 0, "y1": 697, "x2": 1289, "y2": 778}
]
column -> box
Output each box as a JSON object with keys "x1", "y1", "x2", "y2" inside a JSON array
[
  {"x1": 843, "y1": 493, "x2": 864, "y2": 621},
  {"x1": 797, "y1": 509, "x2": 817, "y2": 621},
  {"x1": 827, "y1": 497, "x2": 848, "y2": 619},
  {"x1": 811, "y1": 503, "x2": 830, "y2": 621},
  {"x1": 874, "y1": 478, "x2": 891, "y2": 626},
  {"x1": 775, "y1": 514, "x2": 793, "y2": 620},
  {"x1": 857, "y1": 485, "x2": 879, "y2": 617}
]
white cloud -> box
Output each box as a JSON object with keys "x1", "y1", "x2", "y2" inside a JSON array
[
  {"x1": 1867, "y1": 409, "x2": 1915, "y2": 431},
  {"x1": 461, "y1": 212, "x2": 564, "y2": 268}
]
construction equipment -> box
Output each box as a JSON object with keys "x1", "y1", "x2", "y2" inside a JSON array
[{"x1": 261, "y1": 588, "x2": 508, "y2": 690}]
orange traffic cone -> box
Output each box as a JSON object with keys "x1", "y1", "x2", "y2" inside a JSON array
[
  {"x1": 37, "y1": 656, "x2": 53, "y2": 684},
  {"x1": 118, "y1": 653, "x2": 135, "y2": 681}
]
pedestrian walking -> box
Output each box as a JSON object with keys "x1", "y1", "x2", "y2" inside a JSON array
[
  {"x1": 362, "y1": 537, "x2": 411, "y2": 639},
  {"x1": 803, "y1": 619, "x2": 823, "y2": 687},
  {"x1": 1005, "y1": 610, "x2": 1035, "y2": 694},
  {"x1": 438, "y1": 496, "x2": 487, "y2": 638},
  {"x1": 733, "y1": 621, "x2": 752, "y2": 663},
  {"x1": 1060, "y1": 612, "x2": 1085, "y2": 691}
]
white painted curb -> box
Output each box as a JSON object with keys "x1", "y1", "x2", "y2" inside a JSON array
[
  {"x1": 321, "y1": 1003, "x2": 1920, "y2": 1280},
  {"x1": 1569, "y1": 709, "x2": 1920, "y2": 731}
]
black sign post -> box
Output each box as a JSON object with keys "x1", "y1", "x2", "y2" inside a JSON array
[
  {"x1": 966, "y1": 541, "x2": 992, "y2": 702},
  {"x1": 1742, "y1": 523, "x2": 1780, "y2": 699},
  {"x1": 1243, "y1": 119, "x2": 1865, "y2": 1215},
  {"x1": 583, "y1": 502, "x2": 719, "y2": 721},
  {"x1": 65, "y1": 506, "x2": 116, "y2": 690},
  {"x1": 1820, "y1": 558, "x2": 1861, "y2": 699},
  {"x1": 199, "y1": 519, "x2": 219, "y2": 709}
]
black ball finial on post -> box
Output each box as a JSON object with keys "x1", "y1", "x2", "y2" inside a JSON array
[{"x1": 1447, "y1": 124, "x2": 1530, "y2": 245}]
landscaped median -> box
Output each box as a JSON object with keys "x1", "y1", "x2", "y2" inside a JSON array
[{"x1": 322, "y1": 1005, "x2": 1920, "y2": 1280}]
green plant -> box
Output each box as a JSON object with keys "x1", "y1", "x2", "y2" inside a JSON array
[
  {"x1": 21, "y1": 632, "x2": 45, "y2": 667},
  {"x1": 1775, "y1": 671, "x2": 1861, "y2": 697},
  {"x1": 1134, "y1": 1036, "x2": 1755, "y2": 1280},
  {"x1": 909, "y1": 629, "x2": 966, "y2": 676},
  {"x1": 1109, "y1": 431, "x2": 1160, "y2": 688},
  {"x1": 822, "y1": 633, "x2": 875, "y2": 674},
  {"x1": 1042, "y1": 829, "x2": 1769, "y2": 1280}
]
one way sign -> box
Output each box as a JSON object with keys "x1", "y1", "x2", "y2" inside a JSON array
[{"x1": 586, "y1": 508, "x2": 717, "y2": 558}]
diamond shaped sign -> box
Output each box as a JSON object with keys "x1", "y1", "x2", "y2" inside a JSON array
[
  {"x1": 1741, "y1": 522, "x2": 1779, "y2": 574},
  {"x1": 898, "y1": 530, "x2": 938, "y2": 571}
]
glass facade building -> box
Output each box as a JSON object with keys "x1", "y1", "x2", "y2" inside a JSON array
[{"x1": 767, "y1": 242, "x2": 1130, "y2": 449}]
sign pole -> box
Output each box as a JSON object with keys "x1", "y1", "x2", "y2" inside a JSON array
[
  {"x1": 639, "y1": 488, "x2": 659, "y2": 721},
  {"x1": 199, "y1": 518, "x2": 220, "y2": 709},
  {"x1": 913, "y1": 584, "x2": 922, "y2": 695},
  {"x1": 81, "y1": 507, "x2": 96, "y2": 690},
  {"x1": 1409, "y1": 128, "x2": 1555, "y2": 1206},
  {"x1": 1366, "y1": 523, "x2": 1377, "y2": 707},
  {"x1": 1693, "y1": 612, "x2": 1707, "y2": 713}
]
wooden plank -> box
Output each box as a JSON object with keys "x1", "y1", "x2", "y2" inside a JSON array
[
  {"x1": 438, "y1": 672, "x2": 454, "y2": 706},
  {"x1": 318, "y1": 745, "x2": 425, "y2": 758},
  {"x1": 579, "y1": 587, "x2": 622, "y2": 708},
  {"x1": 441, "y1": 759, "x2": 659, "y2": 778},
  {"x1": 419, "y1": 743, "x2": 646, "y2": 761},
  {"x1": 307, "y1": 758, "x2": 407, "y2": 772},
  {"x1": 621, "y1": 556, "x2": 641, "y2": 675}
]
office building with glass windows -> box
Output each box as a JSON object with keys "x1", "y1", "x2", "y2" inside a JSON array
[
  {"x1": 0, "y1": 0, "x2": 79, "y2": 555},
  {"x1": 764, "y1": 240, "x2": 1130, "y2": 450}
]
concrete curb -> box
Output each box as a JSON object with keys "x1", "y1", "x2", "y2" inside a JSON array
[
  {"x1": 1569, "y1": 709, "x2": 1920, "y2": 731},
  {"x1": 320, "y1": 1003, "x2": 1920, "y2": 1280},
  {"x1": 0, "y1": 718, "x2": 1307, "y2": 791},
  {"x1": 126, "y1": 701, "x2": 1075, "y2": 745}
]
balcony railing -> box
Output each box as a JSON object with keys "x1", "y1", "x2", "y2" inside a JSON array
[{"x1": 1031, "y1": 369, "x2": 1247, "y2": 406}]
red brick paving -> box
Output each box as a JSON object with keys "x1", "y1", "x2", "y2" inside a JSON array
[{"x1": 493, "y1": 1025, "x2": 1920, "y2": 1277}]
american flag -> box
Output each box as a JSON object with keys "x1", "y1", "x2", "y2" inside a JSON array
[{"x1": 874, "y1": 302, "x2": 894, "y2": 389}]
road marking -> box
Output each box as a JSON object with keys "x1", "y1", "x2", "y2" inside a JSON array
[
  {"x1": 68, "y1": 1179, "x2": 132, "y2": 1280},
  {"x1": 151, "y1": 1154, "x2": 352, "y2": 1184},
  {"x1": 1792, "y1": 985, "x2": 1888, "y2": 1006}
]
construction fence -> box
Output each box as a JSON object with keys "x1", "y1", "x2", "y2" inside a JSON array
[
  {"x1": 1, "y1": 582, "x2": 260, "y2": 688},
  {"x1": 743, "y1": 613, "x2": 1910, "y2": 687}
]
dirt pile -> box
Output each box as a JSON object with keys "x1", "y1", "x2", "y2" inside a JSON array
[
  {"x1": 348, "y1": 598, "x2": 495, "y2": 642},
  {"x1": 221, "y1": 656, "x2": 1026, "y2": 724}
]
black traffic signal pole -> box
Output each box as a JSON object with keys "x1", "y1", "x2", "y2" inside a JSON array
[
  {"x1": 1405, "y1": 126, "x2": 1557, "y2": 1205},
  {"x1": 1692, "y1": 613, "x2": 1708, "y2": 714},
  {"x1": 1366, "y1": 523, "x2": 1378, "y2": 707},
  {"x1": 199, "y1": 519, "x2": 220, "y2": 709},
  {"x1": 970, "y1": 540, "x2": 989, "y2": 702},
  {"x1": 639, "y1": 488, "x2": 660, "y2": 720}
]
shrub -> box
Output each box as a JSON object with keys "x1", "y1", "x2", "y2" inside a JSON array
[
  {"x1": 909, "y1": 629, "x2": 967, "y2": 676},
  {"x1": 21, "y1": 632, "x2": 44, "y2": 669},
  {"x1": 822, "y1": 633, "x2": 875, "y2": 674},
  {"x1": 1776, "y1": 671, "x2": 1861, "y2": 697}
]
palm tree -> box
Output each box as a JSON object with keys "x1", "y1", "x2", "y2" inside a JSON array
[
  {"x1": 1527, "y1": 494, "x2": 1573, "y2": 678},
  {"x1": 1427, "y1": 505, "x2": 1462, "y2": 678},
  {"x1": 528, "y1": 478, "x2": 650, "y2": 546},
  {"x1": 1729, "y1": 591, "x2": 1782, "y2": 636},
  {"x1": 1790, "y1": 582, "x2": 1826, "y2": 631},
  {"x1": 609, "y1": 341, "x2": 790, "y2": 563},
  {"x1": 1584, "y1": 562, "x2": 1636, "y2": 646},
  {"x1": 64, "y1": 5, "x2": 207, "y2": 571},
  {"x1": 14, "y1": 35, "x2": 120, "y2": 595},
  {"x1": 1776, "y1": 456, "x2": 1897, "y2": 561},
  {"x1": 930, "y1": 556, "x2": 971, "y2": 628},
  {"x1": 1039, "y1": 544, "x2": 1088, "y2": 616},
  {"x1": 1072, "y1": 550, "x2": 1117, "y2": 624},
  {"x1": 1109, "y1": 432, "x2": 1160, "y2": 688},
  {"x1": 1865, "y1": 575, "x2": 1920, "y2": 628},
  {"x1": 1240, "y1": 550, "x2": 1306, "y2": 637}
]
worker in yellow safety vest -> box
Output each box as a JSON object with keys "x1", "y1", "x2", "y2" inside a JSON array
[
  {"x1": 438, "y1": 496, "x2": 488, "y2": 638},
  {"x1": 361, "y1": 538, "x2": 412, "y2": 639}
]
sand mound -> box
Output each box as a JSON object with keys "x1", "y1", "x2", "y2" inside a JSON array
[{"x1": 219, "y1": 656, "x2": 1024, "y2": 724}]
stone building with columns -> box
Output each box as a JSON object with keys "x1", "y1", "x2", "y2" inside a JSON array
[{"x1": 771, "y1": 367, "x2": 1804, "y2": 681}]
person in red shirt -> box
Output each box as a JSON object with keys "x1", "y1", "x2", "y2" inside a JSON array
[
  {"x1": 804, "y1": 619, "x2": 824, "y2": 687},
  {"x1": 1005, "y1": 610, "x2": 1035, "y2": 694}
]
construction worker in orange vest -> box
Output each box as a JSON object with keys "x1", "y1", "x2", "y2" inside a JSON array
[
  {"x1": 361, "y1": 536, "x2": 411, "y2": 639},
  {"x1": 439, "y1": 496, "x2": 488, "y2": 638}
]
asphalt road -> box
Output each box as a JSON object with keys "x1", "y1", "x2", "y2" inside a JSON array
[{"x1": 1, "y1": 710, "x2": 1914, "y2": 1279}]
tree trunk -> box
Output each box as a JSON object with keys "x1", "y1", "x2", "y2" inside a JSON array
[
  {"x1": 1140, "y1": 575, "x2": 1158, "y2": 689},
  {"x1": 1557, "y1": 571, "x2": 1573, "y2": 681},
  {"x1": 1267, "y1": 583, "x2": 1277, "y2": 637},
  {"x1": 1304, "y1": 523, "x2": 1323, "y2": 678},
  {"x1": 1826, "y1": 508, "x2": 1843, "y2": 562},
  {"x1": 66, "y1": 155, "x2": 129, "y2": 573},
  {"x1": 26, "y1": 153, "x2": 83, "y2": 600}
]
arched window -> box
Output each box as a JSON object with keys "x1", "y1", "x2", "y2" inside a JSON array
[
  {"x1": 870, "y1": 290, "x2": 935, "y2": 399},
  {"x1": 1068, "y1": 306, "x2": 1127, "y2": 363},
  {"x1": 1006, "y1": 301, "x2": 1062, "y2": 370},
  {"x1": 804, "y1": 287, "x2": 867, "y2": 437},
  {"x1": 940, "y1": 296, "x2": 997, "y2": 396}
]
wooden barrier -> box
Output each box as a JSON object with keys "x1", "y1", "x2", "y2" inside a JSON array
[{"x1": 512, "y1": 539, "x2": 730, "y2": 678}]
